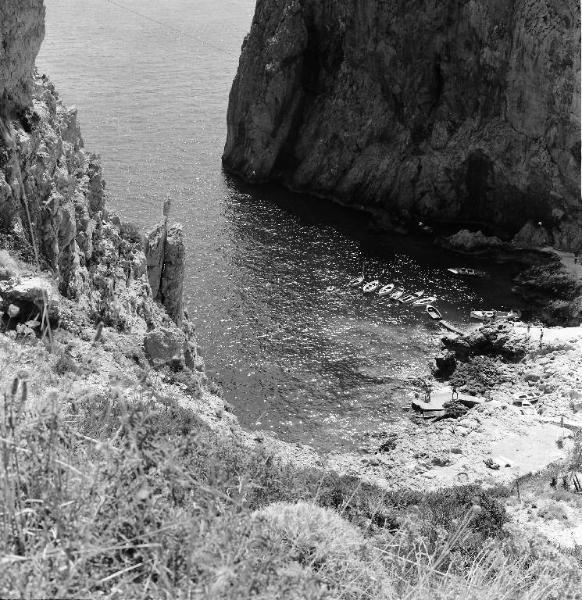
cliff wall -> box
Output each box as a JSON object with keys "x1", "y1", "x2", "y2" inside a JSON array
[
  {"x1": 0, "y1": 0, "x2": 45, "y2": 113},
  {"x1": 223, "y1": 0, "x2": 581, "y2": 249},
  {"x1": 0, "y1": 1, "x2": 204, "y2": 379}
]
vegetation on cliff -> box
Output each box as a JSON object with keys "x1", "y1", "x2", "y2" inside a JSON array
[{"x1": 1, "y1": 338, "x2": 581, "y2": 598}]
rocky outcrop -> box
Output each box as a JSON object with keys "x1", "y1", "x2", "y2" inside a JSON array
[
  {"x1": 0, "y1": 2, "x2": 198, "y2": 377},
  {"x1": 514, "y1": 260, "x2": 582, "y2": 324},
  {"x1": 0, "y1": 75, "x2": 156, "y2": 330},
  {"x1": 224, "y1": 0, "x2": 581, "y2": 249},
  {"x1": 0, "y1": 0, "x2": 45, "y2": 113},
  {"x1": 145, "y1": 220, "x2": 185, "y2": 326}
]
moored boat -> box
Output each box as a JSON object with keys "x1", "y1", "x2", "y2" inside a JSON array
[
  {"x1": 399, "y1": 290, "x2": 424, "y2": 304},
  {"x1": 378, "y1": 283, "x2": 395, "y2": 296},
  {"x1": 348, "y1": 275, "x2": 365, "y2": 288},
  {"x1": 363, "y1": 280, "x2": 381, "y2": 293},
  {"x1": 389, "y1": 288, "x2": 405, "y2": 301},
  {"x1": 426, "y1": 305, "x2": 442, "y2": 320},
  {"x1": 412, "y1": 295, "x2": 436, "y2": 306},
  {"x1": 448, "y1": 267, "x2": 486, "y2": 277}
]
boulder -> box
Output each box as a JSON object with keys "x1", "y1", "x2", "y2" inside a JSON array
[
  {"x1": 0, "y1": 250, "x2": 19, "y2": 280},
  {"x1": 0, "y1": 276, "x2": 59, "y2": 322},
  {"x1": 513, "y1": 221, "x2": 552, "y2": 249},
  {"x1": 445, "y1": 230, "x2": 504, "y2": 253},
  {"x1": 143, "y1": 326, "x2": 186, "y2": 368},
  {"x1": 434, "y1": 350, "x2": 456, "y2": 378}
]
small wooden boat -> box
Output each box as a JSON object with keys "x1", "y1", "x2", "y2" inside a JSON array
[
  {"x1": 378, "y1": 283, "x2": 395, "y2": 296},
  {"x1": 426, "y1": 305, "x2": 442, "y2": 320},
  {"x1": 389, "y1": 288, "x2": 405, "y2": 301},
  {"x1": 412, "y1": 295, "x2": 436, "y2": 306},
  {"x1": 448, "y1": 267, "x2": 486, "y2": 277},
  {"x1": 348, "y1": 275, "x2": 365, "y2": 288},
  {"x1": 399, "y1": 290, "x2": 424, "y2": 304},
  {"x1": 362, "y1": 280, "x2": 381, "y2": 293}
]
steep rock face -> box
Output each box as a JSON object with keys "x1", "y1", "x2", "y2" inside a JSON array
[
  {"x1": 223, "y1": 0, "x2": 581, "y2": 249},
  {"x1": 0, "y1": 1, "x2": 195, "y2": 371},
  {"x1": 0, "y1": 75, "x2": 142, "y2": 324},
  {"x1": 0, "y1": 0, "x2": 45, "y2": 112},
  {"x1": 145, "y1": 220, "x2": 185, "y2": 326}
]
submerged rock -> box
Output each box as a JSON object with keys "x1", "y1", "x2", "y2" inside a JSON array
[{"x1": 224, "y1": 0, "x2": 581, "y2": 249}]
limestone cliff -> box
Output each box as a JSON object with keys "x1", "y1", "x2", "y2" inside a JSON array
[
  {"x1": 223, "y1": 0, "x2": 581, "y2": 250},
  {"x1": 0, "y1": 0, "x2": 45, "y2": 113},
  {"x1": 0, "y1": 0, "x2": 201, "y2": 378}
]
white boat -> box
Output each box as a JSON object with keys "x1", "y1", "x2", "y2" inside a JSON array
[
  {"x1": 412, "y1": 295, "x2": 437, "y2": 306},
  {"x1": 363, "y1": 280, "x2": 381, "y2": 293},
  {"x1": 378, "y1": 283, "x2": 395, "y2": 296},
  {"x1": 426, "y1": 305, "x2": 442, "y2": 320},
  {"x1": 399, "y1": 290, "x2": 424, "y2": 304},
  {"x1": 389, "y1": 288, "x2": 405, "y2": 300},
  {"x1": 348, "y1": 275, "x2": 365, "y2": 288},
  {"x1": 448, "y1": 267, "x2": 486, "y2": 277}
]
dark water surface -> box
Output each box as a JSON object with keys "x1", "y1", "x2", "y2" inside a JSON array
[{"x1": 38, "y1": 0, "x2": 523, "y2": 451}]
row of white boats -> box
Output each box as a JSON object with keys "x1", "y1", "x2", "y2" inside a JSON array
[
  {"x1": 347, "y1": 274, "x2": 521, "y2": 323},
  {"x1": 347, "y1": 276, "x2": 443, "y2": 320}
]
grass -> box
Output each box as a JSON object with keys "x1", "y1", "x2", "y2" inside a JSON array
[{"x1": 1, "y1": 366, "x2": 580, "y2": 599}]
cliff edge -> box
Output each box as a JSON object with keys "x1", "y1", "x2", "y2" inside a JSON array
[
  {"x1": 0, "y1": 0, "x2": 216, "y2": 411},
  {"x1": 0, "y1": 0, "x2": 45, "y2": 113},
  {"x1": 223, "y1": 0, "x2": 581, "y2": 249}
]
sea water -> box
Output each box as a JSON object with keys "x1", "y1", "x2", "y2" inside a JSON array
[{"x1": 37, "y1": 0, "x2": 523, "y2": 451}]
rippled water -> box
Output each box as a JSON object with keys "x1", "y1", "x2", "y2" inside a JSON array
[{"x1": 38, "y1": 0, "x2": 523, "y2": 451}]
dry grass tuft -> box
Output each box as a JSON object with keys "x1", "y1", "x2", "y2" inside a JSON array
[{"x1": 0, "y1": 369, "x2": 580, "y2": 598}]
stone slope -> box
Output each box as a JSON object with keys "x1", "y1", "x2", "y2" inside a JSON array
[{"x1": 223, "y1": 0, "x2": 581, "y2": 249}]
